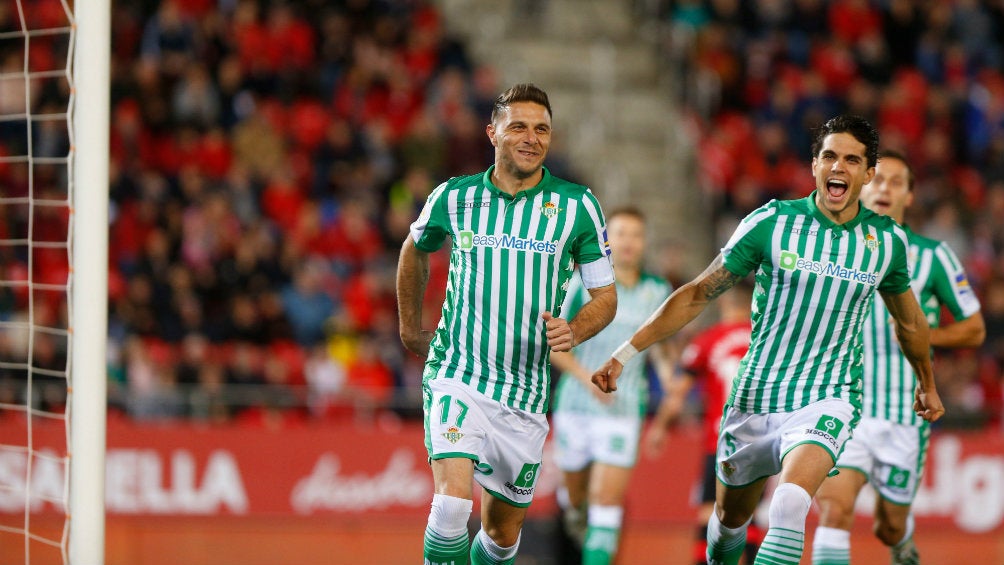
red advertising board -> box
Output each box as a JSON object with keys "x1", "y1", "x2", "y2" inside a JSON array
[{"x1": 1, "y1": 416, "x2": 1002, "y2": 534}]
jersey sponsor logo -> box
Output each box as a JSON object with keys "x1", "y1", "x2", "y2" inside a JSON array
[
  {"x1": 778, "y1": 250, "x2": 879, "y2": 285},
  {"x1": 864, "y1": 233, "x2": 881, "y2": 251},
  {"x1": 791, "y1": 227, "x2": 819, "y2": 237},
  {"x1": 601, "y1": 228, "x2": 611, "y2": 256},
  {"x1": 504, "y1": 462, "x2": 541, "y2": 496},
  {"x1": 460, "y1": 199, "x2": 492, "y2": 208},
  {"x1": 539, "y1": 201, "x2": 563, "y2": 218},
  {"x1": 442, "y1": 426, "x2": 464, "y2": 444},
  {"x1": 457, "y1": 230, "x2": 557, "y2": 254}
]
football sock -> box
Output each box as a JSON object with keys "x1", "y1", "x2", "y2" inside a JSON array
[
  {"x1": 582, "y1": 504, "x2": 623, "y2": 565},
  {"x1": 811, "y1": 526, "x2": 850, "y2": 565},
  {"x1": 891, "y1": 515, "x2": 919, "y2": 565},
  {"x1": 470, "y1": 528, "x2": 519, "y2": 565},
  {"x1": 423, "y1": 494, "x2": 472, "y2": 565},
  {"x1": 557, "y1": 484, "x2": 587, "y2": 547},
  {"x1": 705, "y1": 506, "x2": 749, "y2": 565},
  {"x1": 753, "y1": 483, "x2": 811, "y2": 565}
]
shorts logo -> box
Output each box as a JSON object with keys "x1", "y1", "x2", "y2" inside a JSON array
[
  {"x1": 814, "y1": 415, "x2": 844, "y2": 438},
  {"x1": 610, "y1": 436, "x2": 626, "y2": 453},
  {"x1": 720, "y1": 460, "x2": 736, "y2": 477},
  {"x1": 513, "y1": 463, "x2": 541, "y2": 488},
  {"x1": 505, "y1": 462, "x2": 541, "y2": 496},
  {"x1": 806, "y1": 415, "x2": 844, "y2": 449},
  {"x1": 887, "y1": 465, "x2": 911, "y2": 489},
  {"x1": 442, "y1": 426, "x2": 464, "y2": 444}
]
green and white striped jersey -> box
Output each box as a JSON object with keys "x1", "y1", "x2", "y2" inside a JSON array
[
  {"x1": 862, "y1": 226, "x2": 981, "y2": 425},
  {"x1": 552, "y1": 272, "x2": 671, "y2": 418},
  {"x1": 411, "y1": 167, "x2": 612, "y2": 413},
  {"x1": 721, "y1": 191, "x2": 912, "y2": 414}
]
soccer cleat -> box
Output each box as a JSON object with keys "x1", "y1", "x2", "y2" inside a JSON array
[{"x1": 891, "y1": 539, "x2": 919, "y2": 565}]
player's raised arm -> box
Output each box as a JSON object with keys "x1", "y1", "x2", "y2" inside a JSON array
[
  {"x1": 592, "y1": 254, "x2": 741, "y2": 393},
  {"x1": 880, "y1": 288, "x2": 943, "y2": 422},
  {"x1": 396, "y1": 237, "x2": 435, "y2": 359}
]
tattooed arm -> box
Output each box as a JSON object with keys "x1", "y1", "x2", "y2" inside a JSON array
[{"x1": 592, "y1": 254, "x2": 742, "y2": 392}]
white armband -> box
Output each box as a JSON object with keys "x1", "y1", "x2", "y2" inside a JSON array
[
  {"x1": 612, "y1": 341, "x2": 639, "y2": 366},
  {"x1": 580, "y1": 256, "x2": 615, "y2": 289}
]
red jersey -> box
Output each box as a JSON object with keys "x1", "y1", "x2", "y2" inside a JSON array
[{"x1": 679, "y1": 320, "x2": 752, "y2": 454}]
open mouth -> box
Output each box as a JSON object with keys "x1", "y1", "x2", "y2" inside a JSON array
[{"x1": 826, "y1": 179, "x2": 848, "y2": 199}]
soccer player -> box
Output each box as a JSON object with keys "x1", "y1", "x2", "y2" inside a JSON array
[
  {"x1": 591, "y1": 115, "x2": 944, "y2": 565},
  {"x1": 397, "y1": 83, "x2": 618, "y2": 565},
  {"x1": 811, "y1": 150, "x2": 985, "y2": 565},
  {"x1": 549, "y1": 206, "x2": 672, "y2": 564},
  {"x1": 645, "y1": 283, "x2": 765, "y2": 565}
]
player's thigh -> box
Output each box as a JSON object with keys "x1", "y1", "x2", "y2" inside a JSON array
[
  {"x1": 815, "y1": 466, "x2": 868, "y2": 529},
  {"x1": 778, "y1": 442, "x2": 842, "y2": 495},
  {"x1": 431, "y1": 457, "x2": 476, "y2": 498}
]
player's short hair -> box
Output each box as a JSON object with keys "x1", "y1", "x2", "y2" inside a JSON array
[
  {"x1": 606, "y1": 206, "x2": 646, "y2": 224},
  {"x1": 811, "y1": 115, "x2": 880, "y2": 168},
  {"x1": 492, "y1": 83, "x2": 552, "y2": 123},
  {"x1": 878, "y1": 149, "x2": 915, "y2": 191}
]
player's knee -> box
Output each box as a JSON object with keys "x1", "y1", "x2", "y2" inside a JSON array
[
  {"x1": 814, "y1": 491, "x2": 856, "y2": 529},
  {"x1": 481, "y1": 525, "x2": 522, "y2": 548},
  {"x1": 873, "y1": 517, "x2": 906, "y2": 547},
  {"x1": 427, "y1": 494, "x2": 473, "y2": 538},
  {"x1": 768, "y1": 483, "x2": 812, "y2": 531}
]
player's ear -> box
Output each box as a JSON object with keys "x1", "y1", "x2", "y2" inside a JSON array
[{"x1": 486, "y1": 123, "x2": 498, "y2": 147}]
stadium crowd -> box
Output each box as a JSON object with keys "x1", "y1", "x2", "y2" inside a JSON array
[{"x1": 0, "y1": 0, "x2": 1000, "y2": 430}]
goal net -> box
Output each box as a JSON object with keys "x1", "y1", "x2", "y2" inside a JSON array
[{"x1": 0, "y1": 0, "x2": 108, "y2": 563}]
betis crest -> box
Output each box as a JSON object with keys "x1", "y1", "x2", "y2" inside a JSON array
[
  {"x1": 540, "y1": 201, "x2": 562, "y2": 218},
  {"x1": 442, "y1": 426, "x2": 464, "y2": 444}
]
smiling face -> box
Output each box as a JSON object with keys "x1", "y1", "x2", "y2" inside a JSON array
[
  {"x1": 861, "y1": 155, "x2": 913, "y2": 224},
  {"x1": 487, "y1": 101, "x2": 551, "y2": 188},
  {"x1": 811, "y1": 132, "x2": 876, "y2": 224}
]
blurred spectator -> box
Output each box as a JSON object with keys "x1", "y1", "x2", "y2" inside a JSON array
[{"x1": 281, "y1": 258, "x2": 336, "y2": 346}]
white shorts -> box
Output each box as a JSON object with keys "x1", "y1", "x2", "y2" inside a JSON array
[
  {"x1": 424, "y1": 378, "x2": 548, "y2": 507},
  {"x1": 834, "y1": 417, "x2": 929, "y2": 504},
  {"x1": 716, "y1": 398, "x2": 857, "y2": 487},
  {"x1": 551, "y1": 411, "x2": 642, "y2": 471}
]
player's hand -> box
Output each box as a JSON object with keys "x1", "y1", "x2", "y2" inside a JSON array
[
  {"x1": 579, "y1": 369, "x2": 613, "y2": 403},
  {"x1": 591, "y1": 358, "x2": 623, "y2": 393},
  {"x1": 914, "y1": 385, "x2": 945, "y2": 422},
  {"x1": 542, "y1": 311, "x2": 574, "y2": 352}
]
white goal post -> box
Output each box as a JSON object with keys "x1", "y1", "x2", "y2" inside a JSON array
[{"x1": 69, "y1": 0, "x2": 109, "y2": 563}]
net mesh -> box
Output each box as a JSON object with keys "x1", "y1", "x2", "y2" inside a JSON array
[{"x1": 0, "y1": 0, "x2": 76, "y2": 562}]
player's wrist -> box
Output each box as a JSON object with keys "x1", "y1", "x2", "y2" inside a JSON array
[{"x1": 612, "y1": 341, "x2": 638, "y2": 366}]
